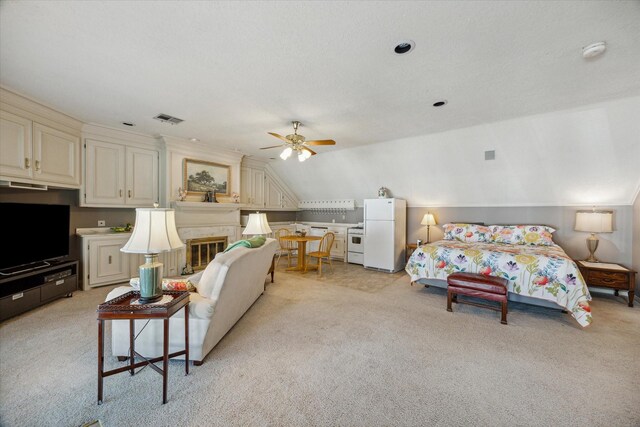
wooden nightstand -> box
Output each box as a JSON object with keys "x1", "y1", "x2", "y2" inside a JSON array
[
  {"x1": 576, "y1": 261, "x2": 636, "y2": 307},
  {"x1": 406, "y1": 243, "x2": 422, "y2": 262}
]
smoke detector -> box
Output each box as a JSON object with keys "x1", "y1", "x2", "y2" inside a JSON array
[
  {"x1": 153, "y1": 113, "x2": 184, "y2": 125},
  {"x1": 582, "y1": 42, "x2": 606, "y2": 59}
]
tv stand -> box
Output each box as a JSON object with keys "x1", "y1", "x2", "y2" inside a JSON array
[
  {"x1": 0, "y1": 260, "x2": 51, "y2": 276},
  {"x1": 0, "y1": 259, "x2": 78, "y2": 322}
]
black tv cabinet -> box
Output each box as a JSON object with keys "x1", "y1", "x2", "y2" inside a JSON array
[{"x1": 0, "y1": 259, "x2": 78, "y2": 322}]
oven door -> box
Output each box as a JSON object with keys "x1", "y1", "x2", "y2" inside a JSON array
[{"x1": 348, "y1": 234, "x2": 364, "y2": 253}]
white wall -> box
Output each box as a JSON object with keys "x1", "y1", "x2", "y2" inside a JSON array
[{"x1": 271, "y1": 96, "x2": 640, "y2": 207}]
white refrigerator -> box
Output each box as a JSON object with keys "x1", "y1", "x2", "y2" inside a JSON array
[{"x1": 363, "y1": 198, "x2": 406, "y2": 273}]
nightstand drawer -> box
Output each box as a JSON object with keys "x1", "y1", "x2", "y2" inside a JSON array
[{"x1": 587, "y1": 270, "x2": 629, "y2": 288}]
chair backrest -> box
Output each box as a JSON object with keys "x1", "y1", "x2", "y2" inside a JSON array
[
  {"x1": 318, "y1": 232, "x2": 335, "y2": 254},
  {"x1": 274, "y1": 228, "x2": 292, "y2": 250}
]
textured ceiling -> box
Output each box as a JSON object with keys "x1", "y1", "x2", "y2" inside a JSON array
[{"x1": 1, "y1": 1, "x2": 639, "y2": 158}]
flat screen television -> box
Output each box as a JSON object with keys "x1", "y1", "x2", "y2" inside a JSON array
[{"x1": 0, "y1": 202, "x2": 70, "y2": 274}]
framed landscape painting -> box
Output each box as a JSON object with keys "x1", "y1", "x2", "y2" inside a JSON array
[{"x1": 183, "y1": 158, "x2": 230, "y2": 196}]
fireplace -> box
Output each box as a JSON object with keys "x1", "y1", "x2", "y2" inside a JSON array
[{"x1": 186, "y1": 236, "x2": 228, "y2": 271}]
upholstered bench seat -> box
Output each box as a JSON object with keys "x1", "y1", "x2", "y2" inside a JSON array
[{"x1": 446, "y1": 272, "x2": 509, "y2": 324}]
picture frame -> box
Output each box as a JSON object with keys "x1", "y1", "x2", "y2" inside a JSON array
[{"x1": 183, "y1": 158, "x2": 230, "y2": 197}]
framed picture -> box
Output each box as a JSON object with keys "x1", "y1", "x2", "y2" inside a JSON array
[{"x1": 183, "y1": 158, "x2": 230, "y2": 196}]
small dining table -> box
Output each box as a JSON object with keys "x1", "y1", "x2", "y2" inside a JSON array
[{"x1": 279, "y1": 234, "x2": 322, "y2": 272}]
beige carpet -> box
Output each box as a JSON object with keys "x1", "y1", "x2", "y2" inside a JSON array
[{"x1": 1, "y1": 261, "x2": 639, "y2": 426}]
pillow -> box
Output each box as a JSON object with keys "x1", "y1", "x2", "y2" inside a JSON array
[
  {"x1": 196, "y1": 261, "x2": 223, "y2": 297},
  {"x1": 223, "y1": 236, "x2": 267, "y2": 253},
  {"x1": 488, "y1": 225, "x2": 555, "y2": 246},
  {"x1": 129, "y1": 277, "x2": 196, "y2": 292},
  {"x1": 442, "y1": 223, "x2": 491, "y2": 243}
]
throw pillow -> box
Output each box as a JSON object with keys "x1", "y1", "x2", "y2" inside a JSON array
[
  {"x1": 223, "y1": 236, "x2": 267, "y2": 253},
  {"x1": 247, "y1": 235, "x2": 266, "y2": 247},
  {"x1": 442, "y1": 223, "x2": 491, "y2": 243},
  {"x1": 488, "y1": 225, "x2": 555, "y2": 246},
  {"x1": 129, "y1": 277, "x2": 196, "y2": 292}
]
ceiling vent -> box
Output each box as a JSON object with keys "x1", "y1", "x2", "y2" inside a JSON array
[{"x1": 153, "y1": 113, "x2": 184, "y2": 125}]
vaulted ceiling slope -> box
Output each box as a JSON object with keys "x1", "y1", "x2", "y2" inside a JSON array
[
  {"x1": 1, "y1": 1, "x2": 639, "y2": 158},
  {"x1": 271, "y1": 97, "x2": 640, "y2": 207}
]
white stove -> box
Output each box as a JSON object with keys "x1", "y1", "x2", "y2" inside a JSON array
[{"x1": 347, "y1": 227, "x2": 364, "y2": 265}]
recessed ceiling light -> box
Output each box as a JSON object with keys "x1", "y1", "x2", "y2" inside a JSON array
[
  {"x1": 394, "y1": 40, "x2": 415, "y2": 55},
  {"x1": 121, "y1": 122, "x2": 135, "y2": 127},
  {"x1": 189, "y1": 138, "x2": 200, "y2": 142},
  {"x1": 433, "y1": 100, "x2": 447, "y2": 107},
  {"x1": 582, "y1": 42, "x2": 606, "y2": 59}
]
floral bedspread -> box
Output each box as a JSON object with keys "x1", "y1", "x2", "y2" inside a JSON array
[{"x1": 405, "y1": 240, "x2": 592, "y2": 327}]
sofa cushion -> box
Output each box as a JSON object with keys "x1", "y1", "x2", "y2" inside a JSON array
[{"x1": 197, "y1": 261, "x2": 226, "y2": 299}]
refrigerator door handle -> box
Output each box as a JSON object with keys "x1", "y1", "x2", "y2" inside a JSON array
[{"x1": 363, "y1": 204, "x2": 367, "y2": 234}]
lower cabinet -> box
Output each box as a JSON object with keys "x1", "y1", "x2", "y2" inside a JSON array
[
  {"x1": 0, "y1": 260, "x2": 79, "y2": 322},
  {"x1": 81, "y1": 233, "x2": 182, "y2": 290},
  {"x1": 330, "y1": 233, "x2": 346, "y2": 261}
]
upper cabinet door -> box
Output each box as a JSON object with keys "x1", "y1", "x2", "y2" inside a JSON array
[
  {"x1": 84, "y1": 139, "x2": 126, "y2": 205},
  {"x1": 33, "y1": 123, "x2": 80, "y2": 186},
  {"x1": 240, "y1": 167, "x2": 251, "y2": 204},
  {"x1": 252, "y1": 168, "x2": 265, "y2": 207},
  {"x1": 0, "y1": 110, "x2": 32, "y2": 179},
  {"x1": 265, "y1": 175, "x2": 284, "y2": 208},
  {"x1": 125, "y1": 146, "x2": 158, "y2": 206}
]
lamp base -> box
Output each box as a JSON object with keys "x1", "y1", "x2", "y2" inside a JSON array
[
  {"x1": 584, "y1": 233, "x2": 600, "y2": 263},
  {"x1": 138, "y1": 254, "x2": 163, "y2": 303}
]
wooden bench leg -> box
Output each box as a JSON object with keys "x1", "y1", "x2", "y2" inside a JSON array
[
  {"x1": 501, "y1": 300, "x2": 508, "y2": 325},
  {"x1": 447, "y1": 290, "x2": 453, "y2": 312}
]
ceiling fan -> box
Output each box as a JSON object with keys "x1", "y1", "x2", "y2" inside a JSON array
[{"x1": 261, "y1": 121, "x2": 336, "y2": 161}]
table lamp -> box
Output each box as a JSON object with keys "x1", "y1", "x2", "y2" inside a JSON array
[
  {"x1": 421, "y1": 213, "x2": 437, "y2": 243},
  {"x1": 121, "y1": 206, "x2": 185, "y2": 303},
  {"x1": 574, "y1": 210, "x2": 613, "y2": 262},
  {"x1": 242, "y1": 212, "x2": 272, "y2": 237}
]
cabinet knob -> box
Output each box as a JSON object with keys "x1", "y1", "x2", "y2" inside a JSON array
[
  {"x1": 108, "y1": 255, "x2": 112, "y2": 264},
  {"x1": 35, "y1": 160, "x2": 41, "y2": 171},
  {"x1": 119, "y1": 189, "x2": 123, "y2": 197},
  {"x1": 128, "y1": 190, "x2": 132, "y2": 198},
  {"x1": 25, "y1": 158, "x2": 30, "y2": 169}
]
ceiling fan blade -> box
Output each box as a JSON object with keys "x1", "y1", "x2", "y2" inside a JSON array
[
  {"x1": 305, "y1": 139, "x2": 336, "y2": 146},
  {"x1": 260, "y1": 144, "x2": 285, "y2": 150},
  {"x1": 267, "y1": 132, "x2": 291, "y2": 143},
  {"x1": 303, "y1": 147, "x2": 317, "y2": 155}
]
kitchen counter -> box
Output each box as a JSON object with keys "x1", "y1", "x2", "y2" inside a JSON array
[{"x1": 76, "y1": 227, "x2": 132, "y2": 236}]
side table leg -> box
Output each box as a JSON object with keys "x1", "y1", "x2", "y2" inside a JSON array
[
  {"x1": 97, "y1": 319, "x2": 104, "y2": 405},
  {"x1": 185, "y1": 303, "x2": 189, "y2": 375},
  {"x1": 163, "y1": 318, "x2": 169, "y2": 404},
  {"x1": 129, "y1": 319, "x2": 135, "y2": 375}
]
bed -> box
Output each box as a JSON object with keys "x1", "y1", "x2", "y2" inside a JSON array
[{"x1": 405, "y1": 223, "x2": 592, "y2": 327}]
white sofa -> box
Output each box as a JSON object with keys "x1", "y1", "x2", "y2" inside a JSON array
[{"x1": 105, "y1": 238, "x2": 278, "y2": 364}]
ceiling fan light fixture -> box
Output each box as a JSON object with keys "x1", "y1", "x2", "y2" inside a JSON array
[{"x1": 280, "y1": 147, "x2": 293, "y2": 160}]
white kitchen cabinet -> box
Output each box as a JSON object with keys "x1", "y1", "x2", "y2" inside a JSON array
[
  {"x1": 240, "y1": 166, "x2": 265, "y2": 208},
  {"x1": 83, "y1": 235, "x2": 131, "y2": 289},
  {"x1": 264, "y1": 174, "x2": 298, "y2": 209},
  {"x1": 0, "y1": 110, "x2": 80, "y2": 187},
  {"x1": 83, "y1": 138, "x2": 159, "y2": 207},
  {"x1": 81, "y1": 233, "x2": 182, "y2": 290},
  {"x1": 330, "y1": 233, "x2": 346, "y2": 260}
]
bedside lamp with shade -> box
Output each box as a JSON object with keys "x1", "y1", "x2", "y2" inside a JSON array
[
  {"x1": 242, "y1": 212, "x2": 272, "y2": 237},
  {"x1": 421, "y1": 213, "x2": 437, "y2": 243},
  {"x1": 574, "y1": 210, "x2": 613, "y2": 262},
  {"x1": 121, "y1": 206, "x2": 185, "y2": 303}
]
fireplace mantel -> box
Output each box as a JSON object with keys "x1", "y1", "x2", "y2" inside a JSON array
[{"x1": 171, "y1": 201, "x2": 247, "y2": 211}]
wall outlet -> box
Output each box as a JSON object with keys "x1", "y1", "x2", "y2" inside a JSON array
[{"x1": 98, "y1": 220, "x2": 106, "y2": 227}]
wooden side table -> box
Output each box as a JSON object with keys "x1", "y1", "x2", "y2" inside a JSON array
[
  {"x1": 96, "y1": 290, "x2": 190, "y2": 404},
  {"x1": 576, "y1": 261, "x2": 636, "y2": 307}
]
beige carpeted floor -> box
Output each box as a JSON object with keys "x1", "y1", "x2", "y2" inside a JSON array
[{"x1": 1, "y1": 261, "x2": 639, "y2": 426}]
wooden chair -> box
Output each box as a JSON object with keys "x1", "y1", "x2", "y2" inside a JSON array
[
  {"x1": 275, "y1": 228, "x2": 296, "y2": 267},
  {"x1": 306, "y1": 232, "x2": 335, "y2": 277}
]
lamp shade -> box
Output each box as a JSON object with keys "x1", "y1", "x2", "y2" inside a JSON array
[
  {"x1": 575, "y1": 211, "x2": 613, "y2": 233},
  {"x1": 121, "y1": 208, "x2": 185, "y2": 254},
  {"x1": 242, "y1": 212, "x2": 272, "y2": 235},
  {"x1": 421, "y1": 213, "x2": 437, "y2": 226}
]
